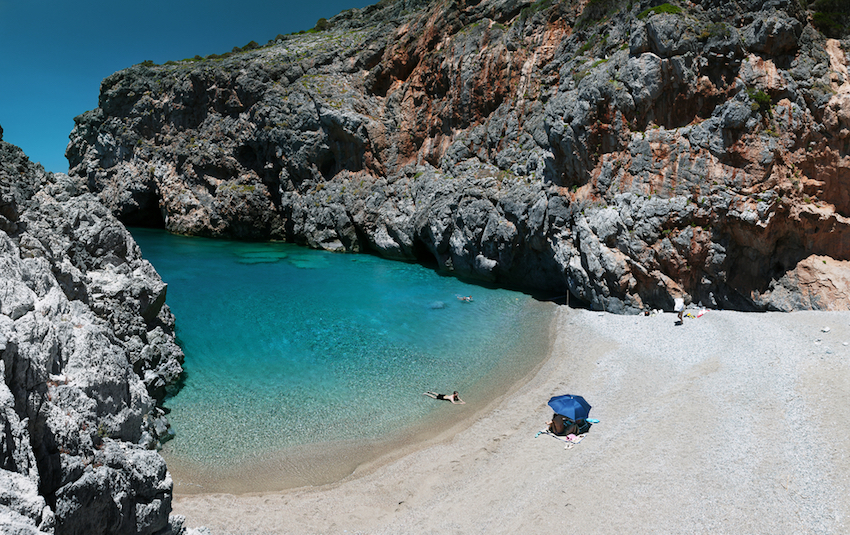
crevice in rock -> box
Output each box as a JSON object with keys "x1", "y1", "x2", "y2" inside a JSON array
[
  {"x1": 411, "y1": 236, "x2": 439, "y2": 269},
  {"x1": 119, "y1": 191, "x2": 166, "y2": 229},
  {"x1": 319, "y1": 154, "x2": 338, "y2": 180}
]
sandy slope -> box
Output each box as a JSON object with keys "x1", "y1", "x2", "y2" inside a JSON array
[{"x1": 174, "y1": 307, "x2": 850, "y2": 534}]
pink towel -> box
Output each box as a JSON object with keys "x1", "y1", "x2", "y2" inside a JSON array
[{"x1": 566, "y1": 434, "x2": 578, "y2": 441}]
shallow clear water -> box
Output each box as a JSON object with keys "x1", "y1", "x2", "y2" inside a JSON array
[{"x1": 132, "y1": 229, "x2": 554, "y2": 479}]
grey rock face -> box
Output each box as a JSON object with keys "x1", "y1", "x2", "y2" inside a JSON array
[
  {"x1": 1, "y1": 138, "x2": 185, "y2": 533},
  {"x1": 743, "y1": 10, "x2": 803, "y2": 55},
  {"x1": 0, "y1": 470, "x2": 54, "y2": 534},
  {"x1": 65, "y1": 0, "x2": 850, "y2": 312}
]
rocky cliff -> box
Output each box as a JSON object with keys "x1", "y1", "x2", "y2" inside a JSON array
[
  {"x1": 1, "y1": 131, "x2": 189, "y2": 534},
  {"x1": 67, "y1": 0, "x2": 850, "y2": 313}
]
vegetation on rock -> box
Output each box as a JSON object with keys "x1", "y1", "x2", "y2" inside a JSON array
[{"x1": 67, "y1": 0, "x2": 850, "y2": 314}]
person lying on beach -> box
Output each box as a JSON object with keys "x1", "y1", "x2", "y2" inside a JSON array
[
  {"x1": 424, "y1": 391, "x2": 465, "y2": 404},
  {"x1": 546, "y1": 413, "x2": 579, "y2": 436}
]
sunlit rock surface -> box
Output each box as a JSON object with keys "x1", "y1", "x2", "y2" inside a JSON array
[
  {"x1": 1, "y1": 131, "x2": 188, "y2": 534},
  {"x1": 67, "y1": 0, "x2": 849, "y2": 311}
]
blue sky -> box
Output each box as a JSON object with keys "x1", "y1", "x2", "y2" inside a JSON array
[{"x1": 0, "y1": 0, "x2": 374, "y2": 172}]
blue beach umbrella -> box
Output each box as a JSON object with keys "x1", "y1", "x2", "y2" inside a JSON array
[{"x1": 548, "y1": 394, "x2": 592, "y2": 421}]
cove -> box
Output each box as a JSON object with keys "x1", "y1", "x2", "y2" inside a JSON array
[{"x1": 131, "y1": 229, "x2": 556, "y2": 493}]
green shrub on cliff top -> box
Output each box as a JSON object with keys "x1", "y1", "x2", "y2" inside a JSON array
[
  {"x1": 637, "y1": 3, "x2": 683, "y2": 19},
  {"x1": 314, "y1": 18, "x2": 331, "y2": 31},
  {"x1": 810, "y1": 0, "x2": 849, "y2": 38}
]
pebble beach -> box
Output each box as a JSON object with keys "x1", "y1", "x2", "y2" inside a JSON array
[{"x1": 173, "y1": 307, "x2": 850, "y2": 534}]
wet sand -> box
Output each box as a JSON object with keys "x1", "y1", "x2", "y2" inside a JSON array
[{"x1": 173, "y1": 307, "x2": 850, "y2": 534}]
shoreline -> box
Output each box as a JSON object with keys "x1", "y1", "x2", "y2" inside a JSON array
[
  {"x1": 172, "y1": 307, "x2": 850, "y2": 534},
  {"x1": 164, "y1": 300, "x2": 560, "y2": 495}
]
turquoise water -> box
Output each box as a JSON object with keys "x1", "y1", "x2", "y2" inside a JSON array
[{"x1": 131, "y1": 229, "x2": 554, "y2": 485}]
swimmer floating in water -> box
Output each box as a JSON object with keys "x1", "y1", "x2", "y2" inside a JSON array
[
  {"x1": 456, "y1": 295, "x2": 473, "y2": 302},
  {"x1": 424, "y1": 391, "x2": 465, "y2": 404}
]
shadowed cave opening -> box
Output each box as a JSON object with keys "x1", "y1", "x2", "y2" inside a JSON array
[
  {"x1": 412, "y1": 237, "x2": 439, "y2": 270},
  {"x1": 120, "y1": 191, "x2": 166, "y2": 229}
]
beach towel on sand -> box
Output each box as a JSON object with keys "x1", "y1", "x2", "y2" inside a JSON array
[{"x1": 535, "y1": 430, "x2": 587, "y2": 449}]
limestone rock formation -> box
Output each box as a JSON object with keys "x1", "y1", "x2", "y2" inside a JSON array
[
  {"x1": 67, "y1": 0, "x2": 850, "y2": 313},
  {"x1": 1, "y1": 131, "x2": 187, "y2": 534}
]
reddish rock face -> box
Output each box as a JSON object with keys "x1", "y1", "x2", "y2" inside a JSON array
[{"x1": 66, "y1": 0, "x2": 850, "y2": 312}]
